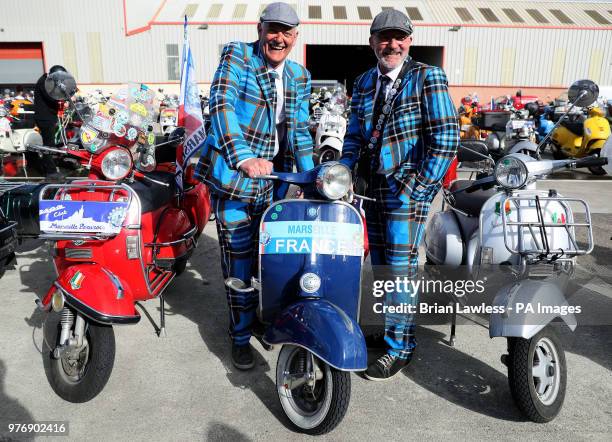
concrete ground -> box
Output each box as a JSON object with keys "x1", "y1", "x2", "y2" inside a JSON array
[{"x1": 0, "y1": 175, "x2": 611, "y2": 441}]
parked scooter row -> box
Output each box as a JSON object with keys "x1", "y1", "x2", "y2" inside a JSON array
[{"x1": 2, "y1": 77, "x2": 609, "y2": 433}]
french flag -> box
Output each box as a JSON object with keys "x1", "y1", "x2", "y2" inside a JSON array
[{"x1": 177, "y1": 16, "x2": 206, "y2": 191}]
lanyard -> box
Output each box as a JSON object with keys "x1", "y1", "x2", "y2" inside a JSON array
[{"x1": 366, "y1": 58, "x2": 416, "y2": 151}]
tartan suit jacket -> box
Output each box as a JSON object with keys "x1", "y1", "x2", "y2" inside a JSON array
[
  {"x1": 195, "y1": 41, "x2": 314, "y2": 201},
  {"x1": 341, "y1": 58, "x2": 459, "y2": 202}
]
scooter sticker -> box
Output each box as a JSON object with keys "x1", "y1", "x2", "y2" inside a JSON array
[
  {"x1": 80, "y1": 126, "x2": 99, "y2": 145},
  {"x1": 70, "y1": 271, "x2": 85, "y2": 290},
  {"x1": 495, "y1": 201, "x2": 512, "y2": 216},
  {"x1": 259, "y1": 231, "x2": 271, "y2": 246},
  {"x1": 39, "y1": 200, "x2": 129, "y2": 234},
  {"x1": 113, "y1": 124, "x2": 127, "y2": 138},
  {"x1": 115, "y1": 111, "x2": 130, "y2": 125},
  {"x1": 551, "y1": 212, "x2": 566, "y2": 224},
  {"x1": 260, "y1": 221, "x2": 363, "y2": 256},
  {"x1": 126, "y1": 127, "x2": 138, "y2": 141}
]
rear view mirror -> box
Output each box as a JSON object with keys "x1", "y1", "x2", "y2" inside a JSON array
[
  {"x1": 44, "y1": 71, "x2": 77, "y2": 101},
  {"x1": 568, "y1": 80, "x2": 599, "y2": 108}
]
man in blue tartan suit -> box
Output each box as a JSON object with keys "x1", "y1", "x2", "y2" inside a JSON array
[
  {"x1": 341, "y1": 9, "x2": 459, "y2": 380},
  {"x1": 195, "y1": 2, "x2": 314, "y2": 370}
]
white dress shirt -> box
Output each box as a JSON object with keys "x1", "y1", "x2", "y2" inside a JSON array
[
  {"x1": 271, "y1": 61, "x2": 286, "y2": 158},
  {"x1": 374, "y1": 63, "x2": 403, "y2": 102}
]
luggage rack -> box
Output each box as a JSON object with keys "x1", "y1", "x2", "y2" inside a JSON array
[{"x1": 501, "y1": 194, "x2": 593, "y2": 260}]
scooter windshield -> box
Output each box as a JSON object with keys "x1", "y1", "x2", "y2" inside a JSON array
[{"x1": 78, "y1": 83, "x2": 159, "y2": 155}]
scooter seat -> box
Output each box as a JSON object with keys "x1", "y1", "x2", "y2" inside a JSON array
[
  {"x1": 449, "y1": 180, "x2": 496, "y2": 217},
  {"x1": 560, "y1": 119, "x2": 584, "y2": 137},
  {"x1": 127, "y1": 171, "x2": 176, "y2": 213}
]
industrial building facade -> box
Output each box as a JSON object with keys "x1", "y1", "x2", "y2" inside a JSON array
[{"x1": 1, "y1": 0, "x2": 611, "y2": 101}]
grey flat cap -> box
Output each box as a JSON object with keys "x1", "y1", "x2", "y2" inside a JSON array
[
  {"x1": 260, "y1": 2, "x2": 300, "y2": 27},
  {"x1": 370, "y1": 9, "x2": 413, "y2": 35}
]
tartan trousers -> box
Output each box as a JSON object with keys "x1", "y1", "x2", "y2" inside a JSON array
[
  {"x1": 364, "y1": 174, "x2": 431, "y2": 360},
  {"x1": 211, "y1": 190, "x2": 273, "y2": 346}
]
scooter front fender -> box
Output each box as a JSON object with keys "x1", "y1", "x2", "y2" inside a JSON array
[
  {"x1": 489, "y1": 279, "x2": 576, "y2": 339},
  {"x1": 45, "y1": 263, "x2": 140, "y2": 325},
  {"x1": 264, "y1": 299, "x2": 367, "y2": 371}
]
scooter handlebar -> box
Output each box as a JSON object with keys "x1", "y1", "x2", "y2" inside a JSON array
[
  {"x1": 25, "y1": 143, "x2": 68, "y2": 155},
  {"x1": 572, "y1": 156, "x2": 608, "y2": 169}
]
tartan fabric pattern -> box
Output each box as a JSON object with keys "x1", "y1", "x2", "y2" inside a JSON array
[
  {"x1": 341, "y1": 57, "x2": 459, "y2": 203},
  {"x1": 211, "y1": 190, "x2": 273, "y2": 345},
  {"x1": 195, "y1": 41, "x2": 314, "y2": 201},
  {"x1": 365, "y1": 175, "x2": 430, "y2": 359}
]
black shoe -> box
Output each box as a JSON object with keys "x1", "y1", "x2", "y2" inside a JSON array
[
  {"x1": 231, "y1": 343, "x2": 254, "y2": 370},
  {"x1": 364, "y1": 353, "x2": 412, "y2": 381}
]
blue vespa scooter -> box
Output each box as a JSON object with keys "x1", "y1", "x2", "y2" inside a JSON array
[{"x1": 225, "y1": 162, "x2": 367, "y2": 435}]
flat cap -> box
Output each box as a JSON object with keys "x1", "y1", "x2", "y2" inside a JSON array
[
  {"x1": 259, "y1": 2, "x2": 300, "y2": 27},
  {"x1": 370, "y1": 9, "x2": 413, "y2": 35}
]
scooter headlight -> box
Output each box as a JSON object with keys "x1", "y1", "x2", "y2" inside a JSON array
[
  {"x1": 495, "y1": 156, "x2": 528, "y2": 189},
  {"x1": 101, "y1": 148, "x2": 133, "y2": 181},
  {"x1": 315, "y1": 162, "x2": 352, "y2": 200},
  {"x1": 300, "y1": 273, "x2": 321, "y2": 294}
]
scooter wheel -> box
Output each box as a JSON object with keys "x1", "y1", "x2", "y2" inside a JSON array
[
  {"x1": 507, "y1": 326, "x2": 566, "y2": 422},
  {"x1": 42, "y1": 310, "x2": 115, "y2": 403},
  {"x1": 276, "y1": 345, "x2": 351, "y2": 435}
]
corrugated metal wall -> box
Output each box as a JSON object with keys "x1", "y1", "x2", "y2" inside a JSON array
[{"x1": 1, "y1": 0, "x2": 611, "y2": 86}]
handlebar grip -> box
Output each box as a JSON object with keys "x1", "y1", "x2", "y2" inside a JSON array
[{"x1": 574, "y1": 156, "x2": 608, "y2": 168}]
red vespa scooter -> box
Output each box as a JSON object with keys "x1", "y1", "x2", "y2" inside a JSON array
[{"x1": 31, "y1": 78, "x2": 211, "y2": 402}]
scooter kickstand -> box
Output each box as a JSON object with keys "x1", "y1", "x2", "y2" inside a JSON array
[{"x1": 158, "y1": 295, "x2": 167, "y2": 338}]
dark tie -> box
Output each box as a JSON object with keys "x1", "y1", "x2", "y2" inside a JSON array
[{"x1": 372, "y1": 75, "x2": 391, "y2": 133}]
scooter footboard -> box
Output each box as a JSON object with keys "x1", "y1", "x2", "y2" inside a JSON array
[
  {"x1": 45, "y1": 263, "x2": 140, "y2": 325},
  {"x1": 490, "y1": 279, "x2": 577, "y2": 339},
  {"x1": 263, "y1": 299, "x2": 367, "y2": 371}
]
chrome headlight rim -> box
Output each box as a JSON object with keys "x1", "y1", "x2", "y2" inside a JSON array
[
  {"x1": 494, "y1": 156, "x2": 528, "y2": 189},
  {"x1": 101, "y1": 147, "x2": 133, "y2": 181},
  {"x1": 315, "y1": 162, "x2": 352, "y2": 200}
]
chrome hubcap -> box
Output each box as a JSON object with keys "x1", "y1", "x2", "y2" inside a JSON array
[{"x1": 532, "y1": 337, "x2": 561, "y2": 405}]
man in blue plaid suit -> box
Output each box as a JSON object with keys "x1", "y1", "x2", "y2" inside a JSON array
[
  {"x1": 195, "y1": 2, "x2": 314, "y2": 370},
  {"x1": 341, "y1": 9, "x2": 459, "y2": 380}
]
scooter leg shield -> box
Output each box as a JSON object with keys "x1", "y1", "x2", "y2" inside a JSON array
[
  {"x1": 263, "y1": 299, "x2": 367, "y2": 371},
  {"x1": 53, "y1": 263, "x2": 140, "y2": 325},
  {"x1": 489, "y1": 279, "x2": 577, "y2": 339}
]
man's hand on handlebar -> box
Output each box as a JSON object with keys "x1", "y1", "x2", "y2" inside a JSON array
[{"x1": 239, "y1": 158, "x2": 273, "y2": 178}]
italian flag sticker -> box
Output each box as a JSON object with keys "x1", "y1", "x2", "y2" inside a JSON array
[{"x1": 70, "y1": 271, "x2": 85, "y2": 290}]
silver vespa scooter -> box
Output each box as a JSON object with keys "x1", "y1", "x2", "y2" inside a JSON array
[{"x1": 424, "y1": 80, "x2": 608, "y2": 423}]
